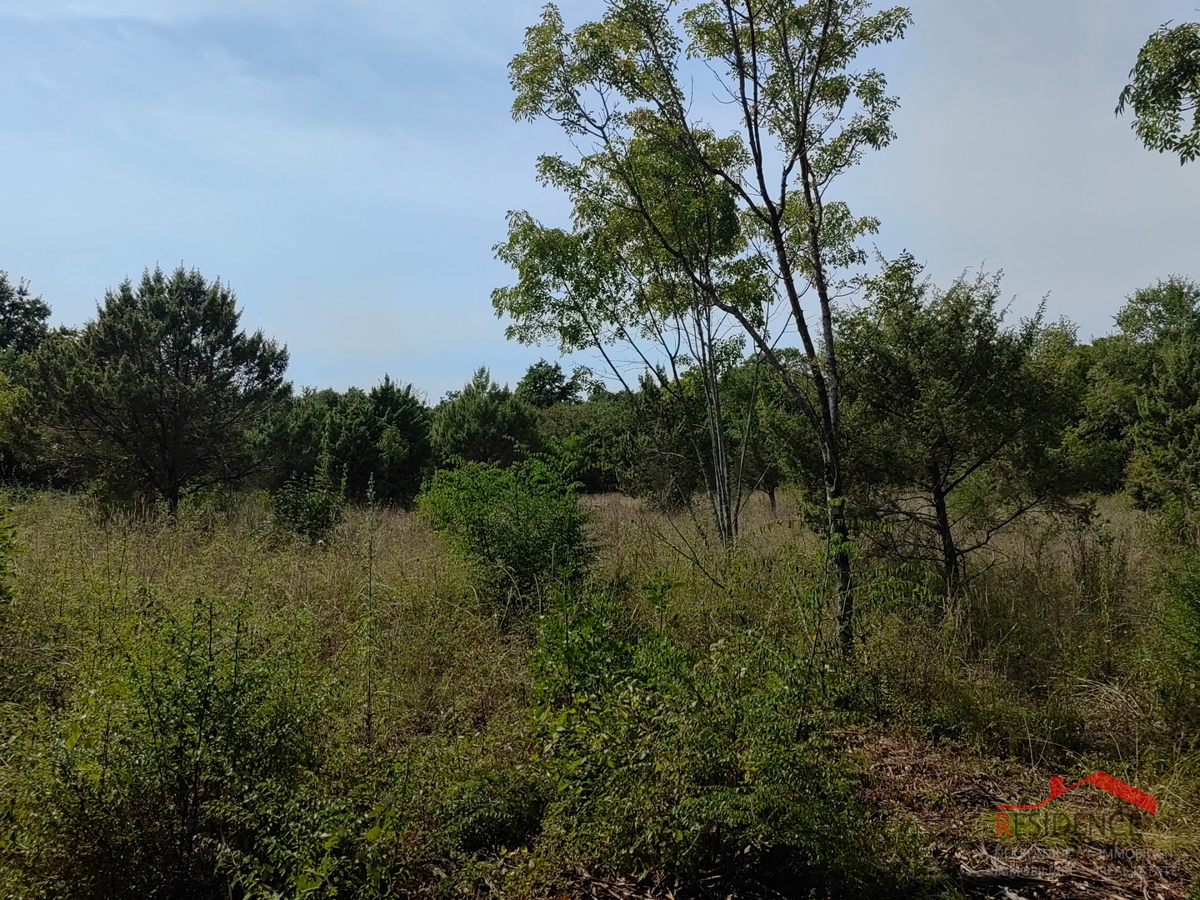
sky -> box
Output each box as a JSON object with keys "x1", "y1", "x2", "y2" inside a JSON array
[{"x1": 0, "y1": 0, "x2": 1197, "y2": 400}]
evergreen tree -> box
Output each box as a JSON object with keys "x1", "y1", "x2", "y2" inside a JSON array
[
  {"x1": 327, "y1": 377, "x2": 430, "y2": 505},
  {"x1": 839, "y1": 257, "x2": 1077, "y2": 592},
  {"x1": 431, "y1": 368, "x2": 536, "y2": 466},
  {"x1": 0, "y1": 271, "x2": 50, "y2": 353},
  {"x1": 29, "y1": 266, "x2": 288, "y2": 511}
]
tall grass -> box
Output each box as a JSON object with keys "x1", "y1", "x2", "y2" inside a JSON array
[{"x1": 0, "y1": 488, "x2": 1196, "y2": 896}]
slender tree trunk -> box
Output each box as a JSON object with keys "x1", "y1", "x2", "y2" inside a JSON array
[
  {"x1": 930, "y1": 480, "x2": 959, "y2": 596},
  {"x1": 821, "y1": 441, "x2": 854, "y2": 653},
  {"x1": 696, "y1": 307, "x2": 737, "y2": 548},
  {"x1": 707, "y1": 408, "x2": 736, "y2": 547}
]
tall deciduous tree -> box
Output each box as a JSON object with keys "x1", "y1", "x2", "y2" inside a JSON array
[
  {"x1": 499, "y1": 0, "x2": 910, "y2": 645},
  {"x1": 1119, "y1": 20, "x2": 1200, "y2": 163},
  {"x1": 30, "y1": 266, "x2": 288, "y2": 511},
  {"x1": 493, "y1": 128, "x2": 758, "y2": 548}
]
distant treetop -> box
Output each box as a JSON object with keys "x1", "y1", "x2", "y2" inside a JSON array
[{"x1": 0, "y1": 271, "x2": 51, "y2": 353}]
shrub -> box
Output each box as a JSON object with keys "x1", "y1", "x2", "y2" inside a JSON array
[
  {"x1": 525, "y1": 597, "x2": 935, "y2": 896},
  {"x1": 6, "y1": 597, "x2": 324, "y2": 899},
  {"x1": 418, "y1": 458, "x2": 594, "y2": 611},
  {"x1": 274, "y1": 470, "x2": 344, "y2": 543},
  {"x1": 1159, "y1": 549, "x2": 1200, "y2": 740}
]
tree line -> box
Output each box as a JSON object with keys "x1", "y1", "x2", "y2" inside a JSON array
[
  {"x1": 0, "y1": 261, "x2": 1197, "y2": 549},
  {"x1": 0, "y1": 0, "x2": 1194, "y2": 646}
]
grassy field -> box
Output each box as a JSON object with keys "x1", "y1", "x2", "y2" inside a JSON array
[{"x1": 0, "y1": 490, "x2": 1197, "y2": 898}]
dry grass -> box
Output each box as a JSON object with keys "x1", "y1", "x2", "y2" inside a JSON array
[{"x1": 4, "y1": 491, "x2": 530, "y2": 746}]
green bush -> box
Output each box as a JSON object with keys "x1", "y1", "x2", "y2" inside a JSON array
[
  {"x1": 525, "y1": 597, "x2": 936, "y2": 896},
  {"x1": 210, "y1": 731, "x2": 551, "y2": 900},
  {"x1": 418, "y1": 458, "x2": 594, "y2": 611},
  {"x1": 5, "y1": 597, "x2": 324, "y2": 899},
  {"x1": 1159, "y1": 550, "x2": 1200, "y2": 740},
  {"x1": 275, "y1": 472, "x2": 344, "y2": 543}
]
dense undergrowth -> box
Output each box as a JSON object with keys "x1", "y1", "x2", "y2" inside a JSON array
[{"x1": 0, "y1": 489, "x2": 1197, "y2": 898}]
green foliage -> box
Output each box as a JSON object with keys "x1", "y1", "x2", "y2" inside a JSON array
[
  {"x1": 1076, "y1": 277, "x2": 1200, "y2": 507},
  {"x1": 6, "y1": 597, "x2": 323, "y2": 899},
  {"x1": 515, "y1": 359, "x2": 584, "y2": 408},
  {"x1": 26, "y1": 265, "x2": 289, "y2": 511},
  {"x1": 326, "y1": 377, "x2": 431, "y2": 505},
  {"x1": 1158, "y1": 548, "x2": 1200, "y2": 738},
  {"x1": 4, "y1": 483, "x2": 1199, "y2": 895},
  {"x1": 528, "y1": 600, "x2": 930, "y2": 895},
  {"x1": 720, "y1": 353, "x2": 813, "y2": 509},
  {"x1": 532, "y1": 397, "x2": 621, "y2": 493},
  {"x1": 1128, "y1": 334, "x2": 1200, "y2": 507},
  {"x1": 258, "y1": 387, "x2": 340, "y2": 489},
  {"x1": 502, "y1": 0, "x2": 916, "y2": 638},
  {"x1": 853, "y1": 577, "x2": 1086, "y2": 761},
  {"x1": 612, "y1": 377, "x2": 707, "y2": 510},
  {"x1": 839, "y1": 256, "x2": 1079, "y2": 588},
  {"x1": 261, "y1": 379, "x2": 431, "y2": 506},
  {"x1": 0, "y1": 272, "x2": 50, "y2": 354},
  {"x1": 274, "y1": 459, "x2": 345, "y2": 544},
  {"x1": 431, "y1": 367, "x2": 537, "y2": 467},
  {"x1": 1117, "y1": 276, "x2": 1200, "y2": 340},
  {"x1": 418, "y1": 458, "x2": 593, "y2": 609},
  {"x1": 0, "y1": 505, "x2": 17, "y2": 698},
  {"x1": 1118, "y1": 20, "x2": 1200, "y2": 162}
]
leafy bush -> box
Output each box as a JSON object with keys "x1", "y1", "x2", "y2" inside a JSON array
[
  {"x1": 5, "y1": 597, "x2": 324, "y2": 899},
  {"x1": 274, "y1": 468, "x2": 344, "y2": 543},
  {"x1": 1159, "y1": 549, "x2": 1200, "y2": 739},
  {"x1": 418, "y1": 458, "x2": 594, "y2": 610},
  {"x1": 526, "y1": 597, "x2": 934, "y2": 896},
  {"x1": 205, "y1": 730, "x2": 551, "y2": 899}
]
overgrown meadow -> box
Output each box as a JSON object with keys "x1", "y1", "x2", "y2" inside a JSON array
[
  {"x1": 3, "y1": 1, "x2": 1200, "y2": 897},
  {"x1": 1, "y1": 483, "x2": 1197, "y2": 898}
]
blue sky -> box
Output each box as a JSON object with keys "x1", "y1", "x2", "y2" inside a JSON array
[{"x1": 1, "y1": 0, "x2": 1197, "y2": 399}]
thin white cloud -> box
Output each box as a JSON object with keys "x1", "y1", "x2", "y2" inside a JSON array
[{"x1": 0, "y1": 0, "x2": 315, "y2": 21}]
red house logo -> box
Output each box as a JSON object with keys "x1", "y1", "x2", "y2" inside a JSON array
[{"x1": 997, "y1": 771, "x2": 1157, "y2": 815}]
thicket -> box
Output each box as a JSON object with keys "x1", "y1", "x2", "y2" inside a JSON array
[
  {"x1": 0, "y1": 496, "x2": 958, "y2": 899},
  {"x1": 418, "y1": 458, "x2": 594, "y2": 613}
]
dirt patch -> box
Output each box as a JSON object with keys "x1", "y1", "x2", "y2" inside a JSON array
[{"x1": 855, "y1": 730, "x2": 1192, "y2": 899}]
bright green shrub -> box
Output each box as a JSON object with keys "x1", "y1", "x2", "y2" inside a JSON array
[
  {"x1": 418, "y1": 458, "x2": 594, "y2": 609},
  {"x1": 6, "y1": 598, "x2": 324, "y2": 899}
]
